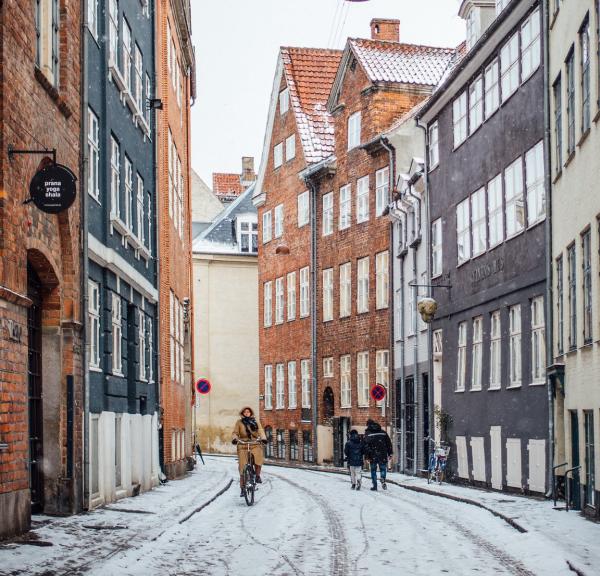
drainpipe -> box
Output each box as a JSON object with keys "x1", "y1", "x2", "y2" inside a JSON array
[
  {"x1": 81, "y1": 0, "x2": 90, "y2": 511},
  {"x1": 542, "y1": 0, "x2": 555, "y2": 495}
]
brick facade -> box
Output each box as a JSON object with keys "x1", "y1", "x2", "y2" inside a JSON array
[{"x1": 0, "y1": 0, "x2": 82, "y2": 538}]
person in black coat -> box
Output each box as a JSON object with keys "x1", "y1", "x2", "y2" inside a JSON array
[
  {"x1": 344, "y1": 429, "x2": 364, "y2": 490},
  {"x1": 362, "y1": 419, "x2": 393, "y2": 491}
]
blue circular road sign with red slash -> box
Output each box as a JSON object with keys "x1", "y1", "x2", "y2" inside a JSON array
[
  {"x1": 370, "y1": 384, "x2": 386, "y2": 402},
  {"x1": 196, "y1": 378, "x2": 211, "y2": 395}
]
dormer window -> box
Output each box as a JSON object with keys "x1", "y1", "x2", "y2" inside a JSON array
[
  {"x1": 239, "y1": 219, "x2": 258, "y2": 253},
  {"x1": 348, "y1": 111, "x2": 361, "y2": 150},
  {"x1": 466, "y1": 9, "x2": 480, "y2": 50},
  {"x1": 279, "y1": 88, "x2": 289, "y2": 115}
]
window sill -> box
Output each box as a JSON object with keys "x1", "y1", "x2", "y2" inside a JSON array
[
  {"x1": 552, "y1": 170, "x2": 562, "y2": 184},
  {"x1": 527, "y1": 217, "x2": 546, "y2": 231},
  {"x1": 566, "y1": 347, "x2": 578, "y2": 357},
  {"x1": 357, "y1": 404, "x2": 370, "y2": 409},
  {"x1": 356, "y1": 218, "x2": 370, "y2": 225},
  {"x1": 564, "y1": 151, "x2": 576, "y2": 169},
  {"x1": 89, "y1": 366, "x2": 103, "y2": 373},
  {"x1": 506, "y1": 384, "x2": 522, "y2": 390},
  {"x1": 112, "y1": 371, "x2": 124, "y2": 378},
  {"x1": 580, "y1": 341, "x2": 594, "y2": 351},
  {"x1": 109, "y1": 60, "x2": 127, "y2": 92},
  {"x1": 428, "y1": 162, "x2": 439, "y2": 173},
  {"x1": 34, "y1": 67, "x2": 72, "y2": 119},
  {"x1": 469, "y1": 387, "x2": 483, "y2": 392},
  {"x1": 594, "y1": 108, "x2": 600, "y2": 124},
  {"x1": 488, "y1": 385, "x2": 501, "y2": 391},
  {"x1": 454, "y1": 389, "x2": 465, "y2": 393},
  {"x1": 88, "y1": 192, "x2": 102, "y2": 206},
  {"x1": 505, "y1": 227, "x2": 525, "y2": 242},
  {"x1": 577, "y1": 129, "x2": 591, "y2": 149},
  {"x1": 528, "y1": 381, "x2": 546, "y2": 387}
]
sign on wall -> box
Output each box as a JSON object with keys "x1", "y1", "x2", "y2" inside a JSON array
[
  {"x1": 196, "y1": 378, "x2": 211, "y2": 395},
  {"x1": 29, "y1": 163, "x2": 77, "y2": 214}
]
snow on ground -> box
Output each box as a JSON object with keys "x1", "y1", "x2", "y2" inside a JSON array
[{"x1": 1, "y1": 456, "x2": 598, "y2": 576}]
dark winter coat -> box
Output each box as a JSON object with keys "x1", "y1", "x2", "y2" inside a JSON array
[
  {"x1": 344, "y1": 436, "x2": 364, "y2": 467},
  {"x1": 362, "y1": 421, "x2": 393, "y2": 464}
]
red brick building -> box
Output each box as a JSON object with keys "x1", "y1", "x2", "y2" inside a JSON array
[
  {"x1": 212, "y1": 157, "x2": 256, "y2": 205},
  {"x1": 0, "y1": 1, "x2": 83, "y2": 537},
  {"x1": 156, "y1": 0, "x2": 195, "y2": 479},
  {"x1": 254, "y1": 20, "x2": 454, "y2": 465}
]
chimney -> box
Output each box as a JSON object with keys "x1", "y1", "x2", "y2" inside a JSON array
[
  {"x1": 370, "y1": 19, "x2": 400, "y2": 43},
  {"x1": 241, "y1": 156, "x2": 256, "y2": 188}
]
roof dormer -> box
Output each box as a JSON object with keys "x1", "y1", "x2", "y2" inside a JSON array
[{"x1": 459, "y1": 0, "x2": 496, "y2": 51}]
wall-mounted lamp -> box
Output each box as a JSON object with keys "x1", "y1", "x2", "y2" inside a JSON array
[{"x1": 146, "y1": 98, "x2": 163, "y2": 110}]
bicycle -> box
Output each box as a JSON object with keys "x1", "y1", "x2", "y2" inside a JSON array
[
  {"x1": 426, "y1": 437, "x2": 450, "y2": 485},
  {"x1": 236, "y1": 439, "x2": 263, "y2": 506}
]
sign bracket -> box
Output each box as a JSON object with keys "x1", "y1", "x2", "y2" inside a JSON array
[{"x1": 8, "y1": 145, "x2": 57, "y2": 165}]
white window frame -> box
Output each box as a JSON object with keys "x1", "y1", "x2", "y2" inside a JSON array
[
  {"x1": 509, "y1": 305, "x2": 522, "y2": 387},
  {"x1": 469, "y1": 76, "x2": 483, "y2": 134},
  {"x1": 471, "y1": 188, "x2": 487, "y2": 257},
  {"x1": 279, "y1": 87, "x2": 289, "y2": 114},
  {"x1": 297, "y1": 191, "x2": 309, "y2": 227},
  {"x1": 300, "y1": 266, "x2": 310, "y2": 318},
  {"x1": 453, "y1": 91, "x2": 468, "y2": 148},
  {"x1": 376, "y1": 251, "x2": 389, "y2": 310},
  {"x1": 134, "y1": 44, "x2": 143, "y2": 111},
  {"x1": 110, "y1": 137, "x2": 120, "y2": 218},
  {"x1": 138, "y1": 309, "x2": 146, "y2": 382},
  {"x1": 456, "y1": 198, "x2": 471, "y2": 265},
  {"x1": 376, "y1": 167, "x2": 390, "y2": 217},
  {"x1": 323, "y1": 357, "x2": 334, "y2": 378},
  {"x1": 487, "y1": 174, "x2": 503, "y2": 248},
  {"x1": 525, "y1": 141, "x2": 545, "y2": 226},
  {"x1": 124, "y1": 157, "x2": 133, "y2": 229},
  {"x1": 274, "y1": 204, "x2": 284, "y2": 239},
  {"x1": 357, "y1": 352, "x2": 369, "y2": 407},
  {"x1": 376, "y1": 350, "x2": 389, "y2": 406},
  {"x1": 285, "y1": 134, "x2": 296, "y2": 162},
  {"x1": 264, "y1": 365, "x2": 273, "y2": 410},
  {"x1": 108, "y1": 0, "x2": 119, "y2": 66},
  {"x1": 457, "y1": 322, "x2": 467, "y2": 392},
  {"x1": 274, "y1": 142, "x2": 283, "y2": 169},
  {"x1": 136, "y1": 174, "x2": 145, "y2": 244},
  {"x1": 322, "y1": 192, "x2": 333, "y2": 236},
  {"x1": 500, "y1": 32, "x2": 520, "y2": 102},
  {"x1": 111, "y1": 292, "x2": 123, "y2": 375},
  {"x1": 287, "y1": 271, "x2": 296, "y2": 321},
  {"x1": 339, "y1": 184, "x2": 351, "y2": 230},
  {"x1": 428, "y1": 122, "x2": 439, "y2": 169},
  {"x1": 88, "y1": 280, "x2": 101, "y2": 369},
  {"x1": 348, "y1": 111, "x2": 361, "y2": 150},
  {"x1": 521, "y1": 8, "x2": 541, "y2": 81},
  {"x1": 263, "y1": 281, "x2": 272, "y2": 327},
  {"x1": 484, "y1": 59, "x2": 500, "y2": 118},
  {"x1": 88, "y1": 108, "x2": 100, "y2": 202},
  {"x1": 340, "y1": 262, "x2": 351, "y2": 318},
  {"x1": 288, "y1": 361, "x2": 297, "y2": 408},
  {"x1": 490, "y1": 311, "x2": 501, "y2": 390},
  {"x1": 262, "y1": 210, "x2": 272, "y2": 244},
  {"x1": 301, "y1": 360, "x2": 311, "y2": 408},
  {"x1": 322, "y1": 268, "x2": 333, "y2": 322},
  {"x1": 357, "y1": 257, "x2": 369, "y2": 314},
  {"x1": 471, "y1": 317, "x2": 483, "y2": 391},
  {"x1": 505, "y1": 157, "x2": 525, "y2": 238},
  {"x1": 340, "y1": 355, "x2": 351, "y2": 408},
  {"x1": 87, "y1": 0, "x2": 99, "y2": 39},
  {"x1": 531, "y1": 296, "x2": 545, "y2": 384},
  {"x1": 122, "y1": 18, "x2": 132, "y2": 91},
  {"x1": 356, "y1": 176, "x2": 369, "y2": 223},
  {"x1": 275, "y1": 277, "x2": 284, "y2": 325},
  {"x1": 276, "y1": 364, "x2": 285, "y2": 409},
  {"x1": 431, "y1": 219, "x2": 442, "y2": 277}
]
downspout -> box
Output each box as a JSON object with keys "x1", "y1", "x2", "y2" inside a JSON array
[
  {"x1": 81, "y1": 0, "x2": 90, "y2": 510},
  {"x1": 542, "y1": 0, "x2": 555, "y2": 495}
]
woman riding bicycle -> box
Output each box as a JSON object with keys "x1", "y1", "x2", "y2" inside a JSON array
[{"x1": 232, "y1": 407, "x2": 266, "y2": 497}]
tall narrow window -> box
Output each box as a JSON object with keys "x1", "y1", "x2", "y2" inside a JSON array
[
  {"x1": 566, "y1": 49, "x2": 576, "y2": 154},
  {"x1": 134, "y1": 44, "x2": 143, "y2": 111},
  {"x1": 287, "y1": 271, "x2": 296, "y2": 321},
  {"x1": 456, "y1": 198, "x2": 471, "y2": 264},
  {"x1": 509, "y1": 305, "x2": 522, "y2": 387},
  {"x1": 531, "y1": 296, "x2": 546, "y2": 384},
  {"x1": 356, "y1": 176, "x2": 369, "y2": 223},
  {"x1": 469, "y1": 76, "x2": 483, "y2": 133},
  {"x1": 323, "y1": 357, "x2": 334, "y2": 378},
  {"x1": 109, "y1": 0, "x2": 119, "y2": 66},
  {"x1": 340, "y1": 355, "x2": 352, "y2": 408},
  {"x1": 136, "y1": 175, "x2": 145, "y2": 243},
  {"x1": 323, "y1": 192, "x2": 333, "y2": 236},
  {"x1": 429, "y1": 122, "x2": 439, "y2": 168},
  {"x1": 263, "y1": 281, "x2": 272, "y2": 327},
  {"x1": 262, "y1": 210, "x2": 272, "y2": 244},
  {"x1": 453, "y1": 91, "x2": 468, "y2": 147},
  {"x1": 357, "y1": 257, "x2": 369, "y2": 313},
  {"x1": 339, "y1": 184, "x2": 351, "y2": 230},
  {"x1": 285, "y1": 134, "x2": 296, "y2": 162},
  {"x1": 112, "y1": 292, "x2": 122, "y2": 375},
  {"x1": 288, "y1": 361, "x2": 297, "y2": 408},
  {"x1": 275, "y1": 277, "x2": 284, "y2": 324},
  {"x1": 500, "y1": 32, "x2": 520, "y2": 102},
  {"x1": 274, "y1": 204, "x2": 284, "y2": 238},
  {"x1": 553, "y1": 75, "x2": 563, "y2": 170},
  {"x1": 556, "y1": 256, "x2": 564, "y2": 355},
  {"x1": 273, "y1": 143, "x2": 283, "y2": 169},
  {"x1": 322, "y1": 268, "x2": 333, "y2": 322},
  {"x1": 376, "y1": 251, "x2": 389, "y2": 309},
  {"x1": 487, "y1": 174, "x2": 503, "y2": 247},
  {"x1": 456, "y1": 322, "x2": 467, "y2": 392},
  {"x1": 88, "y1": 0, "x2": 99, "y2": 38},
  {"x1": 431, "y1": 219, "x2": 442, "y2": 277},
  {"x1": 145, "y1": 74, "x2": 152, "y2": 126},
  {"x1": 471, "y1": 188, "x2": 486, "y2": 256},
  {"x1": 124, "y1": 157, "x2": 133, "y2": 228},
  {"x1": 583, "y1": 411, "x2": 596, "y2": 506},
  {"x1": 88, "y1": 281, "x2": 101, "y2": 369},
  {"x1": 375, "y1": 167, "x2": 390, "y2": 217},
  {"x1": 521, "y1": 9, "x2": 541, "y2": 80},
  {"x1": 357, "y1": 352, "x2": 369, "y2": 407},
  {"x1": 36, "y1": 0, "x2": 60, "y2": 85},
  {"x1": 122, "y1": 18, "x2": 132, "y2": 91},
  {"x1": 525, "y1": 141, "x2": 545, "y2": 226},
  {"x1": 567, "y1": 244, "x2": 577, "y2": 349},
  {"x1": 471, "y1": 317, "x2": 483, "y2": 391},
  {"x1": 279, "y1": 88, "x2": 289, "y2": 114},
  {"x1": 301, "y1": 360, "x2": 311, "y2": 408},
  {"x1": 505, "y1": 157, "x2": 525, "y2": 237},
  {"x1": 110, "y1": 137, "x2": 120, "y2": 218},
  {"x1": 264, "y1": 365, "x2": 273, "y2": 410},
  {"x1": 340, "y1": 262, "x2": 351, "y2": 318},
  {"x1": 297, "y1": 191, "x2": 309, "y2": 227},
  {"x1": 138, "y1": 309, "x2": 146, "y2": 381},
  {"x1": 581, "y1": 20, "x2": 591, "y2": 134},
  {"x1": 88, "y1": 108, "x2": 100, "y2": 202},
  {"x1": 276, "y1": 364, "x2": 285, "y2": 409},
  {"x1": 376, "y1": 350, "x2": 389, "y2": 406},
  {"x1": 484, "y1": 59, "x2": 500, "y2": 118},
  {"x1": 582, "y1": 230, "x2": 592, "y2": 344},
  {"x1": 348, "y1": 111, "x2": 361, "y2": 150},
  {"x1": 490, "y1": 311, "x2": 501, "y2": 389},
  {"x1": 300, "y1": 266, "x2": 310, "y2": 318}
]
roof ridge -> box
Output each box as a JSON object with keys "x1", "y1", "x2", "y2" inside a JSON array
[{"x1": 350, "y1": 37, "x2": 456, "y2": 53}]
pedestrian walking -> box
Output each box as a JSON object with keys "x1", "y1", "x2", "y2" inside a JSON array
[
  {"x1": 344, "y1": 429, "x2": 364, "y2": 490},
  {"x1": 362, "y1": 419, "x2": 393, "y2": 491}
]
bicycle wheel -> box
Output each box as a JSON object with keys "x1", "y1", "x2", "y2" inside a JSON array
[{"x1": 243, "y1": 464, "x2": 255, "y2": 506}]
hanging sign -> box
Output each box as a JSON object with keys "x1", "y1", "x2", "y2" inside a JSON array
[
  {"x1": 196, "y1": 378, "x2": 211, "y2": 395},
  {"x1": 29, "y1": 163, "x2": 77, "y2": 214},
  {"x1": 370, "y1": 384, "x2": 386, "y2": 401}
]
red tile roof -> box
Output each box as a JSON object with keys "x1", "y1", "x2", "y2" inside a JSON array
[
  {"x1": 281, "y1": 47, "x2": 343, "y2": 164},
  {"x1": 212, "y1": 173, "x2": 243, "y2": 198}
]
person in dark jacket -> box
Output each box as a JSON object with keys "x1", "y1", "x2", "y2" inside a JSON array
[
  {"x1": 344, "y1": 429, "x2": 364, "y2": 490},
  {"x1": 362, "y1": 419, "x2": 393, "y2": 491}
]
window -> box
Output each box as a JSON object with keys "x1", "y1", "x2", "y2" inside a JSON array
[
  {"x1": 300, "y1": 266, "x2": 310, "y2": 318},
  {"x1": 357, "y1": 257, "x2": 369, "y2": 313},
  {"x1": 505, "y1": 157, "x2": 525, "y2": 237},
  {"x1": 134, "y1": 45, "x2": 143, "y2": 111},
  {"x1": 301, "y1": 360, "x2": 311, "y2": 408},
  {"x1": 457, "y1": 322, "x2": 467, "y2": 392},
  {"x1": 169, "y1": 292, "x2": 175, "y2": 380},
  {"x1": 566, "y1": 49, "x2": 576, "y2": 154},
  {"x1": 287, "y1": 271, "x2": 296, "y2": 321},
  {"x1": 471, "y1": 188, "x2": 486, "y2": 256},
  {"x1": 429, "y1": 122, "x2": 439, "y2": 168},
  {"x1": 356, "y1": 176, "x2": 369, "y2": 223},
  {"x1": 136, "y1": 175, "x2": 145, "y2": 243},
  {"x1": 340, "y1": 262, "x2": 351, "y2": 318},
  {"x1": 582, "y1": 230, "x2": 592, "y2": 343},
  {"x1": 275, "y1": 277, "x2": 284, "y2": 324},
  {"x1": 276, "y1": 364, "x2": 285, "y2": 409},
  {"x1": 490, "y1": 311, "x2": 501, "y2": 389},
  {"x1": 88, "y1": 281, "x2": 101, "y2": 369},
  {"x1": 112, "y1": 292, "x2": 122, "y2": 375},
  {"x1": 274, "y1": 143, "x2": 283, "y2": 169},
  {"x1": 108, "y1": 0, "x2": 119, "y2": 65},
  {"x1": 323, "y1": 268, "x2": 333, "y2": 322},
  {"x1": 279, "y1": 88, "x2": 289, "y2": 114},
  {"x1": 265, "y1": 427, "x2": 273, "y2": 457},
  {"x1": 323, "y1": 357, "x2": 334, "y2": 378},
  {"x1": 110, "y1": 137, "x2": 120, "y2": 218},
  {"x1": 553, "y1": 76, "x2": 563, "y2": 170},
  {"x1": 36, "y1": 0, "x2": 60, "y2": 85},
  {"x1": 348, "y1": 111, "x2": 361, "y2": 150},
  {"x1": 487, "y1": 174, "x2": 503, "y2": 247},
  {"x1": 376, "y1": 167, "x2": 390, "y2": 217},
  {"x1": 297, "y1": 191, "x2": 310, "y2": 227},
  {"x1": 303, "y1": 431, "x2": 313, "y2": 462},
  {"x1": 145, "y1": 74, "x2": 152, "y2": 126},
  {"x1": 456, "y1": 199, "x2": 471, "y2": 265},
  {"x1": 264, "y1": 365, "x2": 273, "y2": 410},
  {"x1": 583, "y1": 411, "x2": 596, "y2": 507},
  {"x1": 262, "y1": 211, "x2": 272, "y2": 243},
  {"x1": 484, "y1": 59, "x2": 500, "y2": 118},
  {"x1": 466, "y1": 8, "x2": 480, "y2": 50},
  {"x1": 274, "y1": 204, "x2": 284, "y2": 238},
  {"x1": 276, "y1": 430, "x2": 286, "y2": 459},
  {"x1": 581, "y1": 20, "x2": 591, "y2": 134},
  {"x1": 357, "y1": 352, "x2": 369, "y2": 407},
  {"x1": 138, "y1": 310, "x2": 146, "y2": 381},
  {"x1": 263, "y1": 281, "x2": 272, "y2": 327},
  {"x1": 431, "y1": 219, "x2": 442, "y2": 277},
  {"x1": 339, "y1": 184, "x2": 351, "y2": 230},
  {"x1": 289, "y1": 430, "x2": 299, "y2": 460},
  {"x1": 340, "y1": 355, "x2": 351, "y2": 408},
  {"x1": 407, "y1": 284, "x2": 416, "y2": 336},
  {"x1": 500, "y1": 33, "x2": 519, "y2": 102},
  {"x1": 288, "y1": 361, "x2": 297, "y2": 408},
  {"x1": 87, "y1": 0, "x2": 99, "y2": 38},
  {"x1": 124, "y1": 157, "x2": 133, "y2": 228},
  {"x1": 556, "y1": 256, "x2": 564, "y2": 355},
  {"x1": 453, "y1": 91, "x2": 468, "y2": 147},
  {"x1": 469, "y1": 76, "x2": 483, "y2": 133},
  {"x1": 122, "y1": 18, "x2": 132, "y2": 91},
  {"x1": 323, "y1": 192, "x2": 333, "y2": 236},
  {"x1": 568, "y1": 244, "x2": 577, "y2": 349},
  {"x1": 146, "y1": 191, "x2": 152, "y2": 252},
  {"x1": 525, "y1": 141, "x2": 545, "y2": 226},
  {"x1": 521, "y1": 9, "x2": 541, "y2": 80},
  {"x1": 376, "y1": 251, "x2": 389, "y2": 310},
  {"x1": 531, "y1": 297, "x2": 546, "y2": 384},
  {"x1": 286, "y1": 134, "x2": 296, "y2": 161},
  {"x1": 376, "y1": 350, "x2": 389, "y2": 406},
  {"x1": 239, "y1": 220, "x2": 258, "y2": 253},
  {"x1": 471, "y1": 317, "x2": 483, "y2": 391},
  {"x1": 146, "y1": 316, "x2": 153, "y2": 382},
  {"x1": 509, "y1": 305, "x2": 522, "y2": 387},
  {"x1": 88, "y1": 108, "x2": 100, "y2": 202}
]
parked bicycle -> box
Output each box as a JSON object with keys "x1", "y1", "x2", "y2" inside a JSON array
[
  {"x1": 237, "y1": 439, "x2": 263, "y2": 506},
  {"x1": 426, "y1": 437, "x2": 450, "y2": 485}
]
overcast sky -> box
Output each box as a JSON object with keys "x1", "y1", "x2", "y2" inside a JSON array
[{"x1": 190, "y1": 0, "x2": 465, "y2": 185}]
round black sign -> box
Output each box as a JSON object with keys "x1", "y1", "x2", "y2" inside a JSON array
[{"x1": 29, "y1": 163, "x2": 77, "y2": 214}]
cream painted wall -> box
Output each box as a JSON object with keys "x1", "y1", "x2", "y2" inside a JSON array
[
  {"x1": 191, "y1": 169, "x2": 223, "y2": 223},
  {"x1": 193, "y1": 254, "x2": 259, "y2": 454}
]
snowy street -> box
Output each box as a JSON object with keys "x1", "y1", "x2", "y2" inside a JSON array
[{"x1": 1, "y1": 456, "x2": 599, "y2": 576}]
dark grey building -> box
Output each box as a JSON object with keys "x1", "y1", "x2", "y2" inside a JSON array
[
  {"x1": 417, "y1": 0, "x2": 549, "y2": 493},
  {"x1": 85, "y1": 0, "x2": 159, "y2": 507}
]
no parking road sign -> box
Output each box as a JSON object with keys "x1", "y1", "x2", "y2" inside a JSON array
[
  {"x1": 196, "y1": 378, "x2": 211, "y2": 395},
  {"x1": 370, "y1": 384, "x2": 386, "y2": 402}
]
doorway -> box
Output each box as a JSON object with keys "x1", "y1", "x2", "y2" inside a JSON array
[
  {"x1": 570, "y1": 410, "x2": 581, "y2": 510},
  {"x1": 405, "y1": 377, "x2": 415, "y2": 474},
  {"x1": 332, "y1": 416, "x2": 350, "y2": 467}
]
